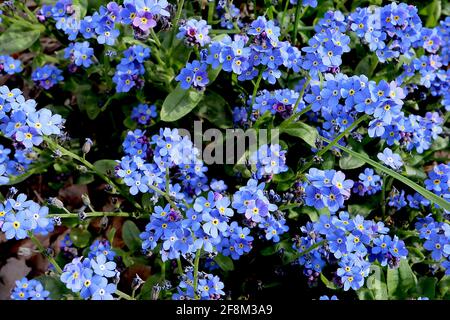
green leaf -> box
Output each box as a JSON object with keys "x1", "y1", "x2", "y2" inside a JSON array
[
  {"x1": 36, "y1": 275, "x2": 71, "y2": 299},
  {"x1": 214, "y1": 254, "x2": 234, "y2": 271},
  {"x1": 196, "y1": 91, "x2": 232, "y2": 128},
  {"x1": 387, "y1": 259, "x2": 417, "y2": 299},
  {"x1": 76, "y1": 173, "x2": 95, "y2": 185},
  {"x1": 298, "y1": 206, "x2": 319, "y2": 222},
  {"x1": 73, "y1": 0, "x2": 88, "y2": 18},
  {"x1": 404, "y1": 165, "x2": 427, "y2": 180},
  {"x1": 140, "y1": 273, "x2": 164, "y2": 300},
  {"x1": 366, "y1": 264, "x2": 389, "y2": 300},
  {"x1": 93, "y1": 159, "x2": 117, "y2": 175},
  {"x1": 0, "y1": 21, "x2": 43, "y2": 55},
  {"x1": 107, "y1": 227, "x2": 116, "y2": 245},
  {"x1": 70, "y1": 228, "x2": 91, "y2": 248},
  {"x1": 357, "y1": 288, "x2": 375, "y2": 300},
  {"x1": 323, "y1": 137, "x2": 450, "y2": 211},
  {"x1": 320, "y1": 273, "x2": 337, "y2": 290},
  {"x1": 348, "y1": 203, "x2": 374, "y2": 217},
  {"x1": 122, "y1": 220, "x2": 142, "y2": 252},
  {"x1": 261, "y1": 240, "x2": 292, "y2": 256},
  {"x1": 355, "y1": 53, "x2": 379, "y2": 77},
  {"x1": 161, "y1": 65, "x2": 221, "y2": 122},
  {"x1": 437, "y1": 276, "x2": 450, "y2": 298},
  {"x1": 417, "y1": 277, "x2": 437, "y2": 299},
  {"x1": 141, "y1": 193, "x2": 154, "y2": 210},
  {"x1": 339, "y1": 145, "x2": 367, "y2": 170},
  {"x1": 407, "y1": 246, "x2": 426, "y2": 265},
  {"x1": 281, "y1": 122, "x2": 319, "y2": 148},
  {"x1": 123, "y1": 116, "x2": 138, "y2": 130},
  {"x1": 161, "y1": 86, "x2": 204, "y2": 122},
  {"x1": 425, "y1": 0, "x2": 442, "y2": 27},
  {"x1": 75, "y1": 84, "x2": 100, "y2": 120}
]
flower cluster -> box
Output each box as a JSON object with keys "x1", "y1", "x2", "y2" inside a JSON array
[
  {"x1": 177, "y1": 19, "x2": 211, "y2": 47},
  {"x1": 293, "y1": 212, "x2": 408, "y2": 290},
  {"x1": 249, "y1": 144, "x2": 288, "y2": 179},
  {"x1": 88, "y1": 239, "x2": 116, "y2": 260},
  {"x1": 353, "y1": 168, "x2": 382, "y2": 196},
  {"x1": 116, "y1": 128, "x2": 207, "y2": 198},
  {"x1": 11, "y1": 278, "x2": 50, "y2": 300},
  {"x1": 175, "y1": 60, "x2": 209, "y2": 90},
  {"x1": 177, "y1": 16, "x2": 303, "y2": 88},
  {"x1": 64, "y1": 41, "x2": 95, "y2": 69},
  {"x1": 39, "y1": 1, "x2": 170, "y2": 44},
  {"x1": 38, "y1": 0, "x2": 80, "y2": 40},
  {"x1": 251, "y1": 89, "x2": 302, "y2": 120},
  {"x1": 173, "y1": 269, "x2": 225, "y2": 300},
  {"x1": 348, "y1": 3, "x2": 425, "y2": 62},
  {"x1": 140, "y1": 196, "x2": 249, "y2": 262},
  {"x1": 424, "y1": 164, "x2": 450, "y2": 211},
  {"x1": 396, "y1": 17, "x2": 450, "y2": 111},
  {"x1": 0, "y1": 192, "x2": 54, "y2": 240},
  {"x1": 303, "y1": 168, "x2": 353, "y2": 213},
  {"x1": 0, "y1": 86, "x2": 64, "y2": 158},
  {"x1": 113, "y1": 45, "x2": 150, "y2": 92},
  {"x1": 31, "y1": 65, "x2": 64, "y2": 89},
  {"x1": 232, "y1": 179, "x2": 289, "y2": 242},
  {"x1": 303, "y1": 11, "x2": 350, "y2": 72},
  {"x1": 290, "y1": 0, "x2": 318, "y2": 8},
  {"x1": 0, "y1": 85, "x2": 65, "y2": 182},
  {"x1": 60, "y1": 253, "x2": 119, "y2": 300},
  {"x1": 217, "y1": 2, "x2": 242, "y2": 30},
  {"x1": 415, "y1": 215, "x2": 450, "y2": 274},
  {"x1": 131, "y1": 103, "x2": 157, "y2": 125},
  {"x1": 0, "y1": 55, "x2": 22, "y2": 75}
]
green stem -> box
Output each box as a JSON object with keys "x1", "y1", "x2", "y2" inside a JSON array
[
  {"x1": 193, "y1": 248, "x2": 202, "y2": 299},
  {"x1": 208, "y1": 0, "x2": 215, "y2": 24},
  {"x1": 295, "y1": 240, "x2": 326, "y2": 258},
  {"x1": 281, "y1": 77, "x2": 311, "y2": 127},
  {"x1": 291, "y1": 1, "x2": 303, "y2": 45},
  {"x1": 177, "y1": 258, "x2": 183, "y2": 275},
  {"x1": 43, "y1": 137, "x2": 142, "y2": 210},
  {"x1": 165, "y1": 168, "x2": 170, "y2": 194},
  {"x1": 170, "y1": 0, "x2": 185, "y2": 46},
  {"x1": 47, "y1": 211, "x2": 137, "y2": 218},
  {"x1": 150, "y1": 28, "x2": 162, "y2": 48},
  {"x1": 115, "y1": 290, "x2": 135, "y2": 300},
  {"x1": 210, "y1": 29, "x2": 241, "y2": 34},
  {"x1": 321, "y1": 138, "x2": 450, "y2": 211},
  {"x1": 280, "y1": 0, "x2": 290, "y2": 37},
  {"x1": 300, "y1": 114, "x2": 369, "y2": 175},
  {"x1": 251, "y1": 70, "x2": 263, "y2": 108},
  {"x1": 223, "y1": 2, "x2": 240, "y2": 31},
  {"x1": 29, "y1": 232, "x2": 63, "y2": 274},
  {"x1": 148, "y1": 185, "x2": 177, "y2": 209}
]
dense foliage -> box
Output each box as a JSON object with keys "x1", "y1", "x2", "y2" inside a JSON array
[{"x1": 0, "y1": 0, "x2": 449, "y2": 300}]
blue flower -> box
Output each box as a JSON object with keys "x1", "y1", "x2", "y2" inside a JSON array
[
  {"x1": 91, "y1": 276, "x2": 117, "y2": 300},
  {"x1": 202, "y1": 211, "x2": 227, "y2": 238},
  {"x1": 377, "y1": 148, "x2": 403, "y2": 170},
  {"x1": 61, "y1": 257, "x2": 84, "y2": 292},
  {"x1": 1, "y1": 210, "x2": 32, "y2": 240}
]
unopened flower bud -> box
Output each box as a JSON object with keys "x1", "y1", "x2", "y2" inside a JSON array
[
  {"x1": 100, "y1": 215, "x2": 109, "y2": 229},
  {"x1": 49, "y1": 197, "x2": 64, "y2": 209},
  {"x1": 78, "y1": 209, "x2": 87, "y2": 221},
  {"x1": 82, "y1": 138, "x2": 93, "y2": 154},
  {"x1": 53, "y1": 216, "x2": 62, "y2": 226},
  {"x1": 6, "y1": 187, "x2": 18, "y2": 198},
  {"x1": 131, "y1": 274, "x2": 145, "y2": 291},
  {"x1": 81, "y1": 193, "x2": 91, "y2": 206}
]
